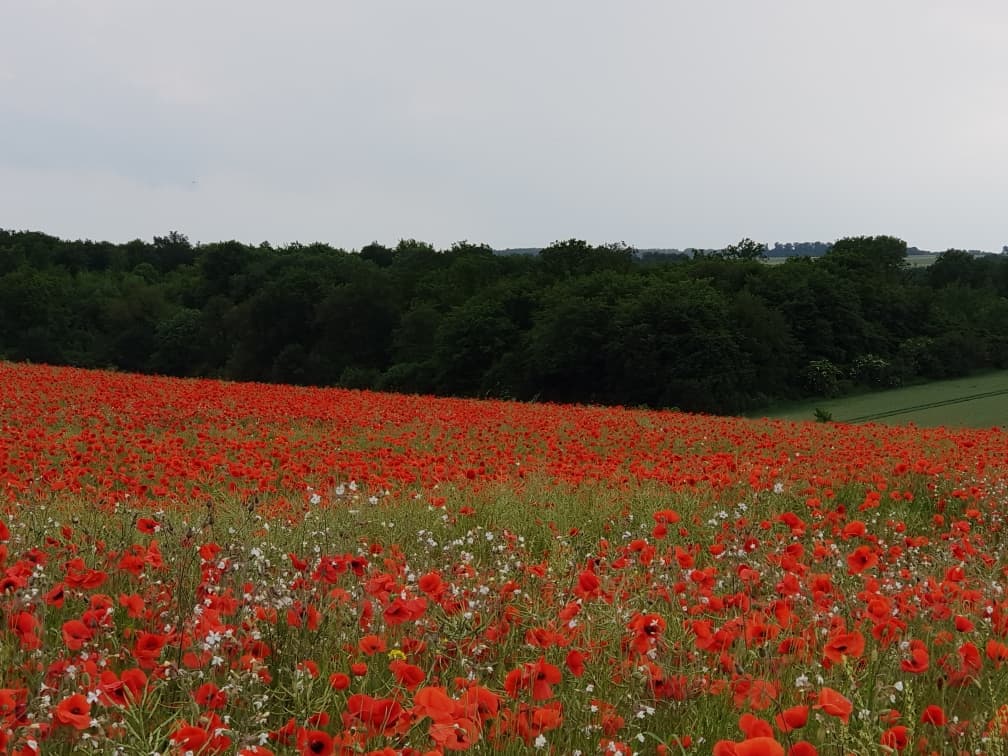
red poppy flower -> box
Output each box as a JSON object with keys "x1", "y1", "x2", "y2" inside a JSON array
[
  {"x1": 418, "y1": 571, "x2": 444, "y2": 596},
  {"x1": 98, "y1": 669, "x2": 146, "y2": 707},
  {"x1": 880, "y1": 725, "x2": 909, "y2": 751},
  {"x1": 987, "y1": 639, "x2": 1008, "y2": 666},
  {"x1": 460, "y1": 683, "x2": 500, "y2": 724},
  {"x1": 503, "y1": 657, "x2": 562, "y2": 701},
  {"x1": 429, "y1": 718, "x2": 480, "y2": 751},
  {"x1": 344, "y1": 694, "x2": 404, "y2": 735},
  {"x1": 296, "y1": 728, "x2": 333, "y2": 756},
  {"x1": 271, "y1": 717, "x2": 298, "y2": 745},
  {"x1": 133, "y1": 631, "x2": 168, "y2": 669},
  {"x1": 358, "y1": 634, "x2": 387, "y2": 655},
  {"x1": 823, "y1": 629, "x2": 865, "y2": 664},
  {"x1": 738, "y1": 713, "x2": 773, "y2": 738},
  {"x1": 54, "y1": 693, "x2": 91, "y2": 730},
  {"x1": 171, "y1": 714, "x2": 232, "y2": 754},
  {"x1": 920, "y1": 704, "x2": 946, "y2": 726},
  {"x1": 61, "y1": 618, "x2": 94, "y2": 650},
  {"x1": 954, "y1": 614, "x2": 975, "y2": 632},
  {"x1": 735, "y1": 737, "x2": 785, "y2": 756},
  {"x1": 775, "y1": 705, "x2": 809, "y2": 733},
  {"x1": 732, "y1": 677, "x2": 779, "y2": 711},
  {"x1": 383, "y1": 596, "x2": 427, "y2": 625},
  {"x1": 846, "y1": 545, "x2": 878, "y2": 574},
  {"x1": 119, "y1": 592, "x2": 145, "y2": 618},
  {"x1": 328, "y1": 672, "x2": 350, "y2": 690},
  {"x1": 939, "y1": 641, "x2": 982, "y2": 686},
  {"x1": 900, "y1": 639, "x2": 930, "y2": 674},
  {"x1": 9, "y1": 611, "x2": 41, "y2": 650},
  {"x1": 814, "y1": 687, "x2": 852, "y2": 724},
  {"x1": 172, "y1": 723, "x2": 210, "y2": 752},
  {"x1": 45, "y1": 582, "x2": 66, "y2": 607},
  {"x1": 565, "y1": 649, "x2": 586, "y2": 677},
  {"x1": 194, "y1": 682, "x2": 228, "y2": 710},
  {"x1": 389, "y1": 659, "x2": 425, "y2": 690},
  {"x1": 413, "y1": 686, "x2": 459, "y2": 723},
  {"x1": 627, "y1": 612, "x2": 666, "y2": 655},
  {"x1": 576, "y1": 568, "x2": 602, "y2": 598}
]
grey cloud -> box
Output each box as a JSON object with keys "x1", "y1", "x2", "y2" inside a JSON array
[{"x1": 1, "y1": 0, "x2": 1005, "y2": 251}]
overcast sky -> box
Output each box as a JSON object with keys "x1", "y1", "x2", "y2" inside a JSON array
[{"x1": 2, "y1": 1, "x2": 1006, "y2": 252}]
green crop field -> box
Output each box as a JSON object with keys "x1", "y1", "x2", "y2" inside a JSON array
[
  {"x1": 762, "y1": 253, "x2": 941, "y2": 267},
  {"x1": 904, "y1": 253, "x2": 943, "y2": 267},
  {"x1": 754, "y1": 370, "x2": 1008, "y2": 428}
]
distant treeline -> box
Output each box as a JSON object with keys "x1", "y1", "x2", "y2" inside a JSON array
[
  {"x1": 501, "y1": 241, "x2": 971, "y2": 259},
  {"x1": 2, "y1": 229, "x2": 1007, "y2": 414}
]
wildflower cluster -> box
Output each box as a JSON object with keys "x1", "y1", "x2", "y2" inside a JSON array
[{"x1": 1, "y1": 362, "x2": 1008, "y2": 754}]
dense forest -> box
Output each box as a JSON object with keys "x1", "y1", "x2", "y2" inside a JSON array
[{"x1": 1, "y1": 229, "x2": 1007, "y2": 414}]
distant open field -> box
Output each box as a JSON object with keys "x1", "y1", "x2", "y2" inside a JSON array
[
  {"x1": 763, "y1": 253, "x2": 942, "y2": 266},
  {"x1": 755, "y1": 370, "x2": 1008, "y2": 428},
  {"x1": 904, "y1": 253, "x2": 944, "y2": 267}
]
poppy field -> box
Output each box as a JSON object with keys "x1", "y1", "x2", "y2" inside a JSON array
[{"x1": 2, "y1": 362, "x2": 1008, "y2": 755}]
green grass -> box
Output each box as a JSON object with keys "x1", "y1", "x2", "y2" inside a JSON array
[
  {"x1": 753, "y1": 370, "x2": 1008, "y2": 428},
  {"x1": 904, "y1": 253, "x2": 943, "y2": 267}
]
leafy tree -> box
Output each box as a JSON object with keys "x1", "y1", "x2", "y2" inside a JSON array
[
  {"x1": 227, "y1": 267, "x2": 322, "y2": 381},
  {"x1": 538, "y1": 239, "x2": 634, "y2": 279},
  {"x1": 149, "y1": 308, "x2": 204, "y2": 376},
  {"x1": 312, "y1": 267, "x2": 399, "y2": 382},
  {"x1": 728, "y1": 290, "x2": 801, "y2": 400},
  {"x1": 431, "y1": 296, "x2": 520, "y2": 396},
  {"x1": 198, "y1": 241, "x2": 255, "y2": 298},
  {"x1": 390, "y1": 303, "x2": 442, "y2": 366},
  {"x1": 850, "y1": 354, "x2": 896, "y2": 388},
  {"x1": 719, "y1": 237, "x2": 767, "y2": 261},
  {"x1": 977, "y1": 299, "x2": 1008, "y2": 368},
  {"x1": 271, "y1": 343, "x2": 309, "y2": 384},
  {"x1": 610, "y1": 277, "x2": 746, "y2": 410},
  {"x1": 821, "y1": 235, "x2": 908, "y2": 280},
  {"x1": 525, "y1": 272, "x2": 642, "y2": 403},
  {"x1": 928, "y1": 250, "x2": 987, "y2": 289},
  {"x1": 122, "y1": 239, "x2": 159, "y2": 271},
  {"x1": 804, "y1": 359, "x2": 842, "y2": 397},
  {"x1": 538, "y1": 238, "x2": 594, "y2": 279},
  {"x1": 152, "y1": 231, "x2": 195, "y2": 272},
  {"x1": 359, "y1": 242, "x2": 394, "y2": 267},
  {"x1": 1, "y1": 226, "x2": 1005, "y2": 416},
  {"x1": 0, "y1": 267, "x2": 71, "y2": 362}
]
